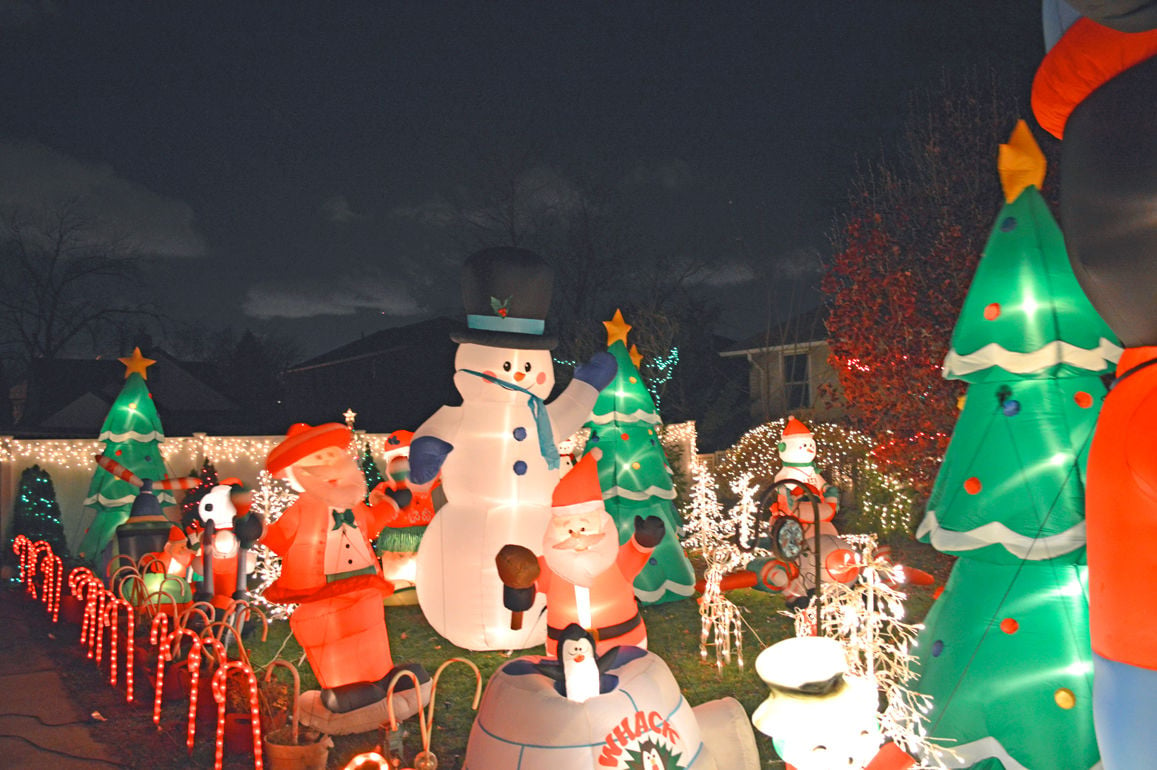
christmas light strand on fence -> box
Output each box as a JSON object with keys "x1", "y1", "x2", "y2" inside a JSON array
[{"x1": 0, "y1": 433, "x2": 421, "y2": 473}]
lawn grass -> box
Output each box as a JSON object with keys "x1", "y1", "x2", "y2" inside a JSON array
[{"x1": 39, "y1": 534, "x2": 948, "y2": 768}]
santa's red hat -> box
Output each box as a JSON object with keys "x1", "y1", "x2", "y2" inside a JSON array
[
  {"x1": 552, "y1": 449, "x2": 606, "y2": 517},
  {"x1": 266, "y1": 423, "x2": 351, "y2": 477},
  {"x1": 782, "y1": 416, "x2": 811, "y2": 439}
]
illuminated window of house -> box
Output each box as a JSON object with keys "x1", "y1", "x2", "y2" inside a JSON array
[{"x1": 783, "y1": 352, "x2": 810, "y2": 409}]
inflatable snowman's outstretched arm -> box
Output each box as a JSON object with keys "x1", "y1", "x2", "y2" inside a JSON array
[
  {"x1": 410, "y1": 405, "x2": 463, "y2": 485},
  {"x1": 548, "y1": 351, "x2": 617, "y2": 439}
]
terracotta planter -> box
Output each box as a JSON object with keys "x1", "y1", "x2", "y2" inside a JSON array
[
  {"x1": 135, "y1": 646, "x2": 186, "y2": 702},
  {"x1": 263, "y1": 726, "x2": 332, "y2": 770},
  {"x1": 59, "y1": 594, "x2": 85, "y2": 625},
  {"x1": 175, "y1": 663, "x2": 218, "y2": 722},
  {"x1": 223, "y1": 713, "x2": 256, "y2": 755}
]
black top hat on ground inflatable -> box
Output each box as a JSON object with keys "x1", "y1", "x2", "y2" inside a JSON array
[{"x1": 451, "y1": 246, "x2": 559, "y2": 350}]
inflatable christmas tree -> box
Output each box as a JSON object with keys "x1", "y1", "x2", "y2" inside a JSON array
[
  {"x1": 76, "y1": 348, "x2": 175, "y2": 564},
  {"x1": 912, "y1": 122, "x2": 1118, "y2": 769},
  {"x1": 582, "y1": 310, "x2": 695, "y2": 604}
]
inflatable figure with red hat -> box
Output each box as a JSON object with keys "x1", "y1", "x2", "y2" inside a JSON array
[
  {"x1": 496, "y1": 449, "x2": 663, "y2": 658},
  {"x1": 261, "y1": 422, "x2": 429, "y2": 733},
  {"x1": 1033, "y1": 3, "x2": 1157, "y2": 766}
]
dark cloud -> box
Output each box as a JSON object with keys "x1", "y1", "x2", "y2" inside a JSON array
[
  {"x1": 0, "y1": 0, "x2": 56, "y2": 28},
  {"x1": 320, "y1": 195, "x2": 363, "y2": 225},
  {"x1": 243, "y1": 275, "x2": 423, "y2": 320},
  {"x1": 0, "y1": 141, "x2": 207, "y2": 258}
]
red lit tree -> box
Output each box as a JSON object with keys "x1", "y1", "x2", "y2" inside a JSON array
[
  {"x1": 821, "y1": 213, "x2": 970, "y2": 490},
  {"x1": 820, "y1": 70, "x2": 1039, "y2": 491}
]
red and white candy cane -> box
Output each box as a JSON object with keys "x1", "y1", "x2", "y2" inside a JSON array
[
  {"x1": 39, "y1": 550, "x2": 63, "y2": 622},
  {"x1": 103, "y1": 596, "x2": 135, "y2": 702},
  {"x1": 95, "y1": 454, "x2": 201, "y2": 490},
  {"x1": 93, "y1": 589, "x2": 117, "y2": 665},
  {"x1": 150, "y1": 611, "x2": 172, "y2": 726},
  {"x1": 78, "y1": 579, "x2": 107, "y2": 653},
  {"x1": 12, "y1": 535, "x2": 31, "y2": 595},
  {"x1": 163, "y1": 626, "x2": 203, "y2": 752},
  {"x1": 211, "y1": 660, "x2": 264, "y2": 770}
]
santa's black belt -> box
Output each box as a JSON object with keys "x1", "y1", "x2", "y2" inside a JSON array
[{"x1": 548, "y1": 612, "x2": 642, "y2": 644}]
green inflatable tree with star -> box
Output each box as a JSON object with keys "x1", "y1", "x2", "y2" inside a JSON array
[
  {"x1": 76, "y1": 348, "x2": 175, "y2": 567},
  {"x1": 912, "y1": 122, "x2": 1118, "y2": 769},
  {"x1": 582, "y1": 309, "x2": 695, "y2": 605}
]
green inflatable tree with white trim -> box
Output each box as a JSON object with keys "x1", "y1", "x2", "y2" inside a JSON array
[
  {"x1": 912, "y1": 122, "x2": 1116, "y2": 769},
  {"x1": 76, "y1": 348, "x2": 175, "y2": 564},
  {"x1": 582, "y1": 309, "x2": 695, "y2": 605}
]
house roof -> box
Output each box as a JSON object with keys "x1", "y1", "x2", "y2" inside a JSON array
[
  {"x1": 11, "y1": 349, "x2": 245, "y2": 437},
  {"x1": 720, "y1": 305, "x2": 830, "y2": 357},
  {"x1": 286, "y1": 316, "x2": 458, "y2": 372},
  {"x1": 281, "y1": 316, "x2": 459, "y2": 433}
]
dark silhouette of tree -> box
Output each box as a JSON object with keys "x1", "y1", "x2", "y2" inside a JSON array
[{"x1": 0, "y1": 201, "x2": 154, "y2": 365}]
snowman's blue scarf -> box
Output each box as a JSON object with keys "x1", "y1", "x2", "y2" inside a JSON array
[{"x1": 460, "y1": 369, "x2": 560, "y2": 470}]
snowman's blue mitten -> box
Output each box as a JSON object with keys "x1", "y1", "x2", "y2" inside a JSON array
[
  {"x1": 409, "y1": 436, "x2": 453, "y2": 484},
  {"x1": 574, "y1": 351, "x2": 617, "y2": 390}
]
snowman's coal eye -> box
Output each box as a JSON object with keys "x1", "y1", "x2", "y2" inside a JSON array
[
  {"x1": 524, "y1": 361, "x2": 532, "y2": 372},
  {"x1": 502, "y1": 361, "x2": 512, "y2": 372},
  {"x1": 204, "y1": 503, "x2": 214, "y2": 512}
]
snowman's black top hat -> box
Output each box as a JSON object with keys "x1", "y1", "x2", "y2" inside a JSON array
[{"x1": 451, "y1": 246, "x2": 559, "y2": 349}]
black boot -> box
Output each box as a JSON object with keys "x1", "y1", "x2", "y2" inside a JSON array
[
  {"x1": 320, "y1": 680, "x2": 386, "y2": 713},
  {"x1": 379, "y1": 662, "x2": 431, "y2": 694}
]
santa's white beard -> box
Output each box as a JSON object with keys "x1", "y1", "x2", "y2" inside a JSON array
[{"x1": 544, "y1": 526, "x2": 618, "y2": 587}]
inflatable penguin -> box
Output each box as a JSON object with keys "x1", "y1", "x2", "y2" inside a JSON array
[{"x1": 533, "y1": 624, "x2": 620, "y2": 703}]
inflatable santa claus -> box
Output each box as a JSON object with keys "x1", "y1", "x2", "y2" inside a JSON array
[{"x1": 496, "y1": 449, "x2": 664, "y2": 657}]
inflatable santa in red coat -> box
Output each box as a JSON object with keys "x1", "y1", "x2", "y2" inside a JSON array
[{"x1": 498, "y1": 448, "x2": 665, "y2": 657}]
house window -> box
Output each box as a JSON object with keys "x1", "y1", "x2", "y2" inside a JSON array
[{"x1": 783, "y1": 352, "x2": 810, "y2": 409}]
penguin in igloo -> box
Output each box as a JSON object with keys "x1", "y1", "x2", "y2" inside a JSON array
[{"x1": 409, "y1": 247, "x2": 616, "y2": 650}]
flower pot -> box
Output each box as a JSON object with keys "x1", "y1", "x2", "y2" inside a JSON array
[
  {"x1": 59, "y1": 594, "x2": 85, "y2": 625},
  {"x1": 223, "y1": 712, "x2": 255, "y2": 756},
  {"x1": 136, "y1": 648, "x2": 186, "y2": 702},
  {"x1": 263, "y1": 726, "x2": 332, "y2": 770},
  {"x1": 175, "y1": 662, "x2": 218, "y2": 722}
]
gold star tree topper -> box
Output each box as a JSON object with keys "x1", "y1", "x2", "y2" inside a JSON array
[
  {"x1": 629, "y1": 344, "x2": 644, "y2": 369},
  {"x1": 603, "y1": 308, "x2": 632, "y2": 347},
  {"x1": 997, "y1": 119, "x2": 1046, "y2": 203},
  {"x1": 119, "y1": 347, "x2": 156, "y2": 380}
]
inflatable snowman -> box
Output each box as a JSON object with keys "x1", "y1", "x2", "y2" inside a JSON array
[
  {"x1": 760, "y1": 418, "x2": 857, "y2": 605},
  {"x1": 752, "y1": 636, "x2": 916, "y2": 770},
  {"x1": 409, "y1": 247, "x2": 616, "y2": 651}
]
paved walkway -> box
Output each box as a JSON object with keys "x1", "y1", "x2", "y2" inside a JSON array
[{"x1": 0, "y1": 587, "x2": 125, "y2": 768}]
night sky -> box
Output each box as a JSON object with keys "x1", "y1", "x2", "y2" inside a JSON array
[{"x1": 0, "y1": 2, "x2": 1045, "y2": 358}]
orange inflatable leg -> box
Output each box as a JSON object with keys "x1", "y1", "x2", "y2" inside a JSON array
[{"x1": 289, "y1": 588, "x2": 393, "y2": 689}]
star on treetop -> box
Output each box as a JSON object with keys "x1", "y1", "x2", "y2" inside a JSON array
[
  {"x1": 629, "y1": 344, "x2": 643, "y2": 369},
  {"x1": 604, "y1": 309, "x2": 632, "y2": 347},
  {"x1": 119, "y1": 347, "x2": 155, "y2": 380}
]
